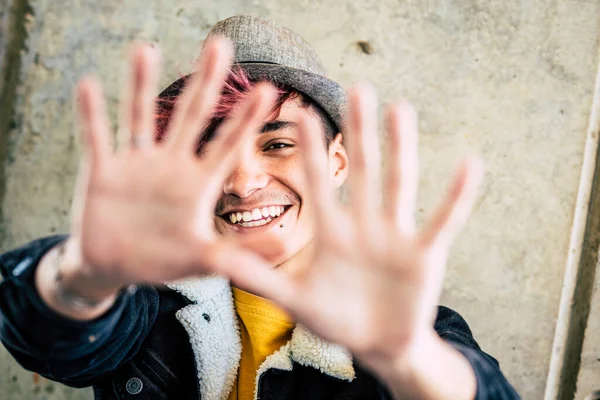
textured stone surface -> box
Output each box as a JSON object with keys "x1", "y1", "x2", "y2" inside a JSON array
[{"x1": 1, "y1": 0, "x2": 600, "y2": 399}]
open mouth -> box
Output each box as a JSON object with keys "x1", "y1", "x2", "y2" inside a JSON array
[{"x1": 223, "y1": 205, "x2": 290, "y2": 228}]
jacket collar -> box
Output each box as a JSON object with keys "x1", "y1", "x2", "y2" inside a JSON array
[{"x1": 167, "y1": 275, "x2": 355, "y2": 400}]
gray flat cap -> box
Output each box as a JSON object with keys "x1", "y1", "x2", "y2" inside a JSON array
[{"x1": 159, "y1": 15, "x2": 346, "y2": 132}]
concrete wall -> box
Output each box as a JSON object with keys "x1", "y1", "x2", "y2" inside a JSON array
[
  {"x1": 1, "y1": 0, "x2": 599, "y2": 399},
  {"x1": 577, "y1": 265, "x2": 600, "y2": 399}
]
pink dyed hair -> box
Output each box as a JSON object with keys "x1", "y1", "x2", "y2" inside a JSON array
[{"x1": 154, "y1": 67, "x2": 300, "y2": 153}]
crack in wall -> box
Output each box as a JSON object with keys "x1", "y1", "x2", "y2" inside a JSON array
[
  {"x1": 0, "y1": 0, "x2": 32, "y2": 249},
  {"x1": 547, "y1": 46, "x2": 600, "y2": 400},
  {"x1": 557, "y1": 145, "x2": 600, "y2": 400}
]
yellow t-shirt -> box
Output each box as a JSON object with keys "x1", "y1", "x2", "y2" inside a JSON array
[{"x1": 228, "y1": 287, "x2": 295, "y2": 400}]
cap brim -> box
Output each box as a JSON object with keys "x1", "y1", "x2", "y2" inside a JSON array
[
  {"x1": 157, "y1": 63, "x2": 347, "y2": 134},
  {"x1": 237, "y1": 63, "x2": 346, "y2": 133}
]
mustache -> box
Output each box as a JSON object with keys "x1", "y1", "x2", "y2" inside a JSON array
[{"x1": 215, "y1": 192, "x2": 300, "y2": 215}]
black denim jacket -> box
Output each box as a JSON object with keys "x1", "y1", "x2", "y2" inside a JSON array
[{"x1": 0, "y1": 235, "x2": 521, "y2": 399}]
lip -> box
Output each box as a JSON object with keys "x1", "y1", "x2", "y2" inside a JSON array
[{"x1": 217, "y1": 205, "x2": 294, "y2": 234}]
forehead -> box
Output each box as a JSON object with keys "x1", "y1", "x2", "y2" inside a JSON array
[{"x1": 275, "y1": 95, "x2": 316, "y2": 123}]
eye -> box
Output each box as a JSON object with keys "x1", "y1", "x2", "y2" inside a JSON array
[{"x1": 265, "y1": 142, "x2": 294, "y2": 151}]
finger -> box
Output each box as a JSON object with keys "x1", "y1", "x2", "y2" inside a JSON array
[
  {"x1": 69, "y1": 158, "x2": 91, "y2": 237},
  {"x1": 201, "y1": 83, "x2": 278, "y2": 201},
  {"x1": 126, "y1": 44, "x2": 161, "y2": 151},
  {"x1": 384, "y1": 101, "x2": 419, "y2": 235},
  {"x1": 346, "y1": 85, "x2": 382, "y2": 240},
  {"x1": 76, "y1": 77, "x2": 112, "y2": 176},
  {"x1": 298, "y1": 114, "x2": 341, "y2": 237},
  {"x1": 202, "y1": 242, "x2": 298, "y2": 307},
  {"x1": 165, "y1": 37, "x2": 233, "y2": 153},
  {"x1": 419, "y1": 157, "x2": 484, "y2": 249}
]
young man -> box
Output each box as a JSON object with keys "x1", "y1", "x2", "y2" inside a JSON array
[{"x1": 0, "y1": 16, "x2": 519, "y2": 399}]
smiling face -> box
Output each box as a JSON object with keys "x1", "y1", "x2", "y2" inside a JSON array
[{"x1": 213, "y1": 96, "x2": 348, "y2": 266}]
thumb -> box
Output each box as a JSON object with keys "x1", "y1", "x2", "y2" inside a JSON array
[
  {"x1": 217, "y1": 247, "x2": 296, "y2": 305},
  {"x1": 198, "y1": 238, "x2": 295, "y2": 305},
  {"x1": 235, "y1": 233, "x2": 287, "y2": 262}
]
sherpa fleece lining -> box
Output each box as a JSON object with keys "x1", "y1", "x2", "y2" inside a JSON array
[{"x1": 167, "y1": 275, "x2": 355, "y2": 400}]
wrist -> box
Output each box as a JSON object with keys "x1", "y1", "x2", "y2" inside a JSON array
[
  {"x1": 35, "y1": 239, "x2": 124, "y2": 320},
  {"x1": 57, "y1": 238, "x2": 124, "y2": 300},
  {"x1": 375, "y1": 329, "x2": 477, "y2": 400}
]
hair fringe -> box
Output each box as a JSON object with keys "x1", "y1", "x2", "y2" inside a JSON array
[{"x1": 153, "y1": 67, "x2": 297, "y2": 153}]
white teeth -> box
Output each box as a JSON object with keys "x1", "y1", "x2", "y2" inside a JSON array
[
  {"x1": 228, "y1": 206, "x2": 286, "y2": 226},
  {"x1": 268, "y1": 206, "x2": 284, "y2": 217},
  {"x1": 240, "y1": 218, "x2": 271, "y2": 228}
]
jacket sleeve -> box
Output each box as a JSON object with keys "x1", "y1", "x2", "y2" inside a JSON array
[
  {"x1": 434, "y1": 306, "x2": 521, "y2": 400},
  {"x1": 0, "y1": 235, "x2": 159, "y2": 388}
]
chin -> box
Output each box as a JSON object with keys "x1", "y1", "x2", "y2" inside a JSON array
[{"x1": 215, "y1": 205, "x2": 315, "y2": 267}]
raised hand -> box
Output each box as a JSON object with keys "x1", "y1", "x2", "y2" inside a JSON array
[
  {"x1": 222, "y1": 86, "x2": 483, "y2": 399},
  {"x1": 61, "y1": 39, "x2": 278, "y2": 293}
]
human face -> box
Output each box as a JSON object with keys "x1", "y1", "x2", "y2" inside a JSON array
[{"x1": 213, "y1": 96, "x2": 348, "y2": 266}]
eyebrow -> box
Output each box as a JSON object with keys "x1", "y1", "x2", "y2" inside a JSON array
[{"x1": 260, "y1": 120, "x2": 296, "y2": 133}]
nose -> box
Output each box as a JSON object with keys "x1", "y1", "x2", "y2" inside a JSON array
[{"x1": 222, "y1": 151, "x2": 269, "y2": 198}]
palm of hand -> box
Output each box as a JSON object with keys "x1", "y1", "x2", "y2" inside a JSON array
[
  {"x1": 71, "y1": 40, "x2": 278, "y2": 285},
  {"x1": 292, "y1": 228, "x2": 433, "y2": 358},
  {"x1": 225, "y1": 87, "x2": 483, "y2": 370},
  {"x1": 80, "y1": 153, "x2": 211, "y2": 282}
]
